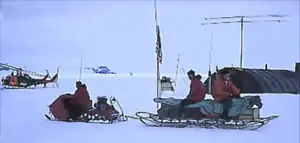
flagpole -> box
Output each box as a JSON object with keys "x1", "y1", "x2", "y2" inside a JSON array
[
  {"x1": 154, "y1": 0, "x2": 160, "y2": 110},
  {"x1": 154, "y1": 0, "x2": 158, "y2": 26}
]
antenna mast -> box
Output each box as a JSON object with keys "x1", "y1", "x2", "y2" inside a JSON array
[
  {"x1": 208, "y1": 30, "x2": 214, "y2": 95},
  {"x1": 78, "y1": 53, "x2": 83, "y2": 81},
  {"x1": 173, "y1": 54, "x2": 180, "y2": 95},
  {"x1": 201, "y1": 14, "x2": 287, "y2": 68}
]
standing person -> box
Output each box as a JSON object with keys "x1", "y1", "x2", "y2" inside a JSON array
[
  {"x1": 212, "y1": 69, "x2": 241, "y2": 120},
  {"x1": 178, "y1": 70, "x2": 206, "y2": 117}
]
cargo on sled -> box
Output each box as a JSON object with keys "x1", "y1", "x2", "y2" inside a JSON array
[
  {"x1": 136, "y1": 95, "x2": 278, "y2": 130},
  {"x1": 45, "y1": 94, "x2": 129, "y2": 124}
]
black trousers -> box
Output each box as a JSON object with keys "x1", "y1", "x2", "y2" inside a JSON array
[
  {"x1": 178, "y1": 99, "x2": 197, "y2": 117},
  {"x1": 219, "y1": 98, "x2": 233, "y2": 120},
  {"x1": 63, "y1": 99, "x2": 83, "y2": 119}
]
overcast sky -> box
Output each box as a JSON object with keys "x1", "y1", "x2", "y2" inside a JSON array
[{"x1": 0, "y1": 1, "x2": 299, "y2": 75}]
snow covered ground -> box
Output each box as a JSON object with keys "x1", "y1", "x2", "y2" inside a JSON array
[
  {"x1": 1, "y1": 1, "x2": 299, "y2": 143},
  {"x1": 0, "y1": 76, "x2": 299, "y2": 143}
]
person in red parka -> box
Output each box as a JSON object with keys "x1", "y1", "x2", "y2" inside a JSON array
[
  {"x1": 212, "y1": 70, "x2": 240, "y2": 102},
  {"x1": 212, "y1": 69, "x2": 241, "y2": 120},
  {"x1": 64, "y1": 81, "x2": 91, "y2": 120},
  {"x1": 72, "y1": 83, "x2": 91, "y2": 110},
  {"x1": 178, "y1": 69, "x2": 206, "y2": 117}
]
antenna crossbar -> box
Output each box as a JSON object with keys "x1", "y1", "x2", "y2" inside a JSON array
[
  {"x1": 201, "y1": 20, "x2": 282, "y2": 25},
  {"x1": 204, "y1": 14, "x2": 288, "y2": 20},
  {"x1": 200, "y1": 14, "x2": 287, "y2": 68}
]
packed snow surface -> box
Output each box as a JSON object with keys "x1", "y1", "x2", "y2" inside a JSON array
[{"x1": 0, "y1": 76, "x2": 299, "y2": 143}]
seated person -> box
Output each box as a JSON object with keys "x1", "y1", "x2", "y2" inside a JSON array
[
  {"x1": 94, "y1": 96, "x2": 115, "y2": 111},
  {"x1": 212, "y1": 69, "x2": 241, "y2": 120},
  {"x1": 178, "y1": 70, "x2": 206, "y2": 117},
  {"x1": 63, "y1": 81, "x2": 91, "y2": 120}
]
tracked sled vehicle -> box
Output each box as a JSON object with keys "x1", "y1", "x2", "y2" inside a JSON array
[
  {"x1": 136, "y1": 95, "x2": 278, "y2": 130},
  {"x1": 45, "y1": 95, "x2": 128, "y2": 124}
]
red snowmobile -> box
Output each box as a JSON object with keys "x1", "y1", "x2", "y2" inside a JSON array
[{"x1": 45, "y1": 95, "x2": 128, "y2": 123}]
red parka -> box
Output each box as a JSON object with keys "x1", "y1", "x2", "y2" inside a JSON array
[
  {"x1": 188, "y1": 77, "x2": 206, "y2": 102},
  {"x1": 73, "y1": 86, "x2": 91, "y2": 109},
  {"x1": 212, "y1": 77, "x2": 240, "y2": 102}
]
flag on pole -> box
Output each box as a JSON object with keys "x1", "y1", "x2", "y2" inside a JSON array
[{"x1": 155, "y1": 25, "x2": 162, "y2": 64}]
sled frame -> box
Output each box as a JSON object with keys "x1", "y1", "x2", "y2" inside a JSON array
[{"x1": 135, "y1": 110, "x2": 278, "y2": 130}]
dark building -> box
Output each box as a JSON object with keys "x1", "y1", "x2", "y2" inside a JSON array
[
  {"x1": 204, "y1": 65, "x2": 300, "y2": 94},
  {"x1": 295, "y1": 62, "x2": 300, "y2": 74}
]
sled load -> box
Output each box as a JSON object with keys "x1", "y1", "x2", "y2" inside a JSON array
[
  {"x1": 45, "y1": 94, "x2": 128, "y2": 123},
  {"x1": 160, "y1": 76, "x2": 175, "y2": 92},
  {"x1": 136, "y1": 95, "x2": 278, "y2": 130}
]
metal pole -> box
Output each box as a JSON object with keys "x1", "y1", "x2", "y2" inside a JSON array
[
  {"x1": 79, "y1": 54, "x2": 83, "y2": 81},
  {"x1": 174, "y1": 54, "x2": 180, "y2": 95},
  {"x1": 239, "y1": 17, "x2": 244, "y2": 68},
  {"x1": 208, "y1": 30, "x2": 214, "y2": 94},
  {"x1": 154, "y1": 0, "x2": 160, "y2": 110},
  {"x1": 156, "y1": 53, "x2": 160, "y2": 109}
]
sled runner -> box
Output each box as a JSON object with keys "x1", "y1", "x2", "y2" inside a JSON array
[
  {"x1": 45, "y1": 94, "x2": 129, "y2": 124},
  {"x1": 136, "y1": 95, "x2": 278, "y2": 130}
]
